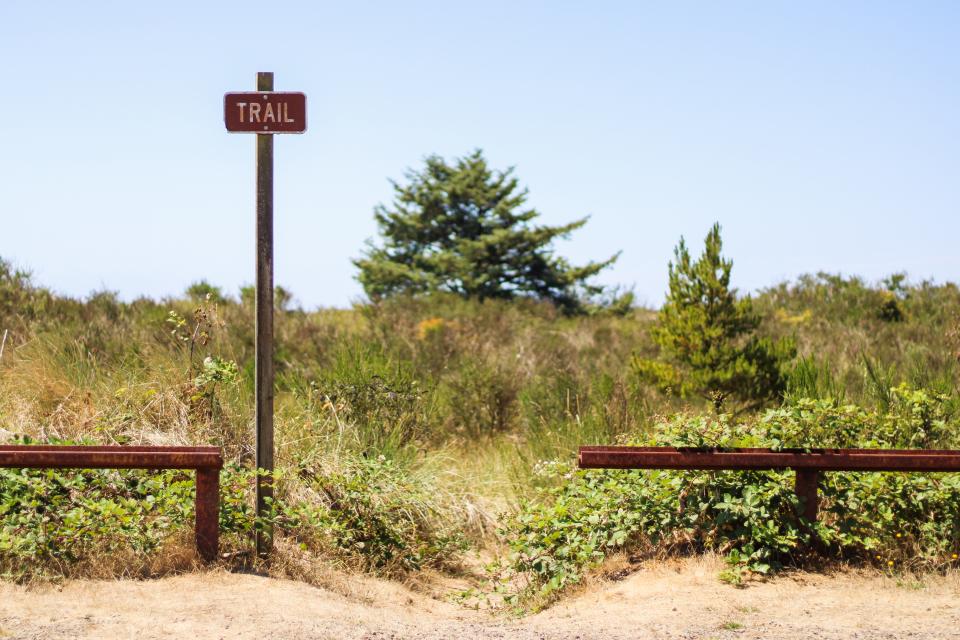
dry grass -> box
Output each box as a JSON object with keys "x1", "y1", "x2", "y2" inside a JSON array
[{"x1": 1, "y1": 266, "x2": 958, "y2": 587}]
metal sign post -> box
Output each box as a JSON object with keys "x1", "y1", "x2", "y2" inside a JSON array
[
  {"x1": 225, "y1": 73, "x2": 307, "y2": 559},
  {"x1": 253, "y1": 71, "x2": 275, "y2": 560}
]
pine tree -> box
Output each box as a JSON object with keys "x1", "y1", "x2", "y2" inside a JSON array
[
  {"x1": 633, "y1": 223, "x2": 794, "y2": 412},
  {"x1": 354, "y1": 150, "x2": 620, "y2": 314}
]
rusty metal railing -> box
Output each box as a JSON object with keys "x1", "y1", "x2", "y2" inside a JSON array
[
  {"x1": 0, "y1": 445, "x2": 223, "y2": 561},
  {"x1": 578, "y1": 446, "x2": 960, "y2": 522}
]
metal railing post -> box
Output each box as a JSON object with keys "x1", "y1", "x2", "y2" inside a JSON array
[
  {"x1": 195, "y1": 466, "x2": 220, "y2": 562},
  {"x1": 794, "y1": 468, "x2": 820, "y2": 523}
]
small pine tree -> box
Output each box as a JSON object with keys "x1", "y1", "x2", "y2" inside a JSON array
[
  {"x1": 354, "y1": 150, "x2": 620, "y2": 314},
  {"x1": 633, "y1": 223, "x2": 795, "y2": 413}
]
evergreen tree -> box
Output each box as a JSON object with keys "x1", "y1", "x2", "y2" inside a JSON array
[
  {"x1": 354, "y1": 150, "x2": 619, "y2": 314},
  {"x1": 633, "y1": 223, "x2": 795, "y2": 412}
]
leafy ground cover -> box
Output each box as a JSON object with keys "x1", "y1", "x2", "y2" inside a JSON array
[{"x1": 495, "y1": 390, "x2": 960, "y2": 607}]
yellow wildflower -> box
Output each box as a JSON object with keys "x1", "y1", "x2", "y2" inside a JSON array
[
  {"x1": 774, "y1": 308, "x2": 813, "y2": 325},
  {"x1": 416, "y1": 317, "x2": 447, "y2": 340}
]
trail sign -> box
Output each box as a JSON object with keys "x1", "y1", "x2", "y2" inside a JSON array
[
  {"x1": 225, "y1": 73, "x2": 307, "y2": 560},
  {"x1": 224, "y1": 91, "x2": 307, "y2": 133}
]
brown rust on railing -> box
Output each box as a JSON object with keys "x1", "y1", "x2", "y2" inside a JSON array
[
  {"x1": 578, "y1": 446, "x2": 960, "y2": 472},
  {"x1": 577, "y1": 446, "x2": 960, "y2": 523},
  {"x1": 0, "y1": 445, "x2": 223, "y2": 561}
]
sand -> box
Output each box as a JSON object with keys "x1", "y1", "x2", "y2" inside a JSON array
[{"x1": 1, "y1": 557, "x2": 957, "y2": 639}]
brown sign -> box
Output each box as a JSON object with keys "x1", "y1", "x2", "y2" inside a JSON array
[{"x1": 224, "y1": 92, "x2": 307, "y2": 133}]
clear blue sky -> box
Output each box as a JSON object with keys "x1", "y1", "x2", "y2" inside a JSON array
[{"x1": 2, "y1": 2, "x2": 957, "y2": 308}]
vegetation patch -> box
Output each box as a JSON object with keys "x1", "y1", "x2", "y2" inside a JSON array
[
  {"x1": 2, "y1": 231, "x2": 960, "y2": 607},
  {"x1": 492, "y1": 393, "x2": 960, "y2": 606},
  {"x1": 274, "y1": 454, "x2": 468, "y2": 576}
]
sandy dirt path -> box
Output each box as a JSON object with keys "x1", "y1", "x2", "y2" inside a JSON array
[{"x1": 0, "y1": 557, "x2": 957, "y2": 639}]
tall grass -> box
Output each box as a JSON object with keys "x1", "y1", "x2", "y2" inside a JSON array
[{"x1": 1, "y1": 257, "x2": 959, "y2": 581}]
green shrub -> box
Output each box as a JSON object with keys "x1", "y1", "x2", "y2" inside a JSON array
[
  {"x1": 0, "y1": 467, "x2": 189, "y2": 579},
  {"x1": 0, "y1": 458, "x2": 254, "y2": 580},
  {"x1": 440, "y1": 357, "x2": 518, "y2": 437},
  {"x1": 0, "y1": 446, "x2": 464, "y2": 581},
  {"x1": 494, "y1": 389, "x2": 960, "y2": 606},
  {"x1": 633, "y1": 224, "x2": 795, "y2": 413},
  {"x1": 185, "y1": 281, "x2": 227, "y2": 304}
]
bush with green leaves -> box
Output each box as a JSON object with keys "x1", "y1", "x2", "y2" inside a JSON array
[
  {"x1": 185, "y1": 281, "x2": 228, "y2": 304},
  {"x1": 0, "y1": 467, "x2": 190, "y2": 579},
  {"x1": 494, "y1": 388, "x2": 960, "y2": 606},
  {"x1": 0, "y1": 448, "x2": 465, "y2": 580},
  {"x1": 0, "y1": 455, "x2": 256, "y2": 580},
  {"x1": 633, "y1": 223, "x2": 795, "y2": 413}
]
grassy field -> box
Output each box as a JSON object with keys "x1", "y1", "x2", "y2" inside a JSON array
[{"x1": 1, "y1": 259, "x2": 958, "y2": 606}]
